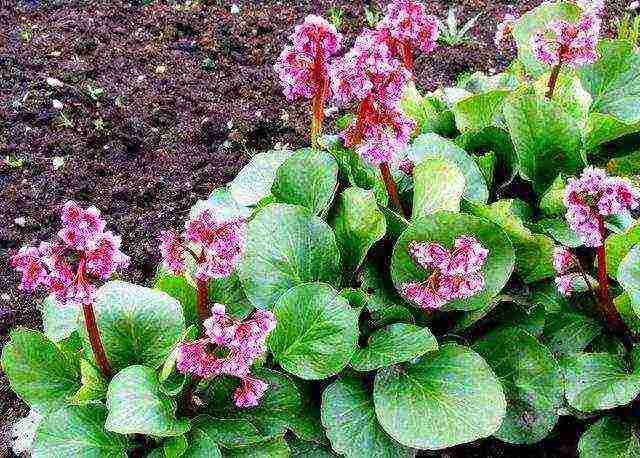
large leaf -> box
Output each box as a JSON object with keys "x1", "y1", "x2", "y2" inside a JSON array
[
  {"x1": 373, "y1": 344, "x2": 506, "y2": 450},
  {"x1": 184, "y1": 422, "x2": 222, "y2": 458},
  {"x1": 455, "y1": 126, "x2": 516, "y2": 178},
  {"x1": 513, "y1": 1, "x2": 581, "y2": 77},
  {"x1": 503, "y1": 87, "x2": 584, "y2": 194},
  {"x1": 229, "y1": 149, "x2": 294, "y2": 206},
  {"x1": 391, "y1": 211, "x2": 515, "y2": 311},
  {"x1": 533, "y1": 72, "x2": 591, "y2": 128},
  {"x1": 562, "y1": 352, "x2": 640, "y2": 412},
  {"x1": 584, "y1": 113, "x2": 640, "y2": 151},
  {"x1": 407, "y1": 133, "x2": 488, "y2": 203},
  {"x1": 208, "y1": 272, "x2": 255, "y2": 320},
  {"x1": 154, "y1": 267, "x2": 198, "y2": 327},
  {"x1": 578, "y1": 416, "x2": 640, "y2": 458},
  {"x1": 618, "y1": 245, "x2": 640, "y2": 316},
  {"x1": 322, "y1": 375, "x2": 413, "y2": 458},
  {"x1": 579, "y1": 39, "x2": 640, "y2": 124},
  {"x1": 105, "y1": 365, "x2": 189, "y2": 437},
  {"x1": 32, "y1": 405, "x2": 129, "y2": 457},
  {"x1": 42, "y1": 295, "x2": 78, "y2": 343},
  {"x1": 224, "y1": 437, "x2": 290, "y2": 457},
  {"x1": 238, "y1": 204, "x2": 341, "y2": 309},
  {"x1": 79, "y1": 281, "x2": 185, "y2": 373},
  {"x1": 412, "y1": 159, "x2": 465, "y2": 219},
  {"x1": 330, "y1": 187, "x2": 386, "y2": 276},
  {"x1": 189, "y1": 416, "x2": 266, "y2": 448},
  {"x1": 452, "y1": 90, "x2": 510, "y2": 132},
  {"x1": 271, "y1": 148, "x2": 338, "y2": 215},
  {"x1": 473, "y1": 327, "x2": 563, "y2": 444},
  {"x1": 606, "y1": 225, "x2": 640, "y2": 280},
  {"x1": 351, "y1": 323, "x2": 437, "y2": 372},
  {"x1": 1, "y1": 329, "x2": 80, "y2": 415},
  {"x1": 268, "y1": 283, "x2": 358, "y2": 380},
  {"x1": 543, "y1": 312, "x2": 603, "y2": 357}
]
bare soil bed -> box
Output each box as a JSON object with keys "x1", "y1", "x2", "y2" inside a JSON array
[{"x1": 0, "y1": 0, "x2": 631, "y2": 455}]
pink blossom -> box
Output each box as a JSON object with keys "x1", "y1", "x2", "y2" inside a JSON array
[
  {"x1": 234, "y1": 377, "x2": 269, "y2": 408},
  {"x1": 11, "y1": 201, "x2": 128, "y2": 307},
  {"x1": 274, "y1": 15, "x2": 342, "y2": 101},
  {"x1": 400, "y1": 235, "x2": 489, "y2": 310},
  {"x1": 177, "y1": 304, "x2": 276, "y2": 408},
  {"x1": 531, "y1": 14, "x2": 600, "y2": 68},
  {"x1": 555, "y1": 274, "x2": 575, "y2": 297},
  {"x1": 398, "y1": 157, "x2": 414, "y2": 175},
  {"x1": 552, "y1": 246, "x2": 576, "y2": 275},
  {"x1": 495, "y1": 14, "x2": 519, "y2": 48},
  {"x1": 159, "y1": 230, "x2": 186, "y2": 275},
  {"x1": 380, "y1": 0, "x2": 439, "y2": 54}
]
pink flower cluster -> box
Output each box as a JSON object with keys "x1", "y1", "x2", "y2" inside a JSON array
[
  {"x1": 10, "y1": 201, "x2": 129, "y2": 307},
  {"x1": 563, "y1": 167, "x2": 640, "y2": 247},
  {"x1": 177, "y1": 304, "x2": 276, "y2": 408},
  {"x1": 400, "y1": 235, "x2": 489, "y2": 310},
  {"x1": 274, "y1": 15, "x2": 342, "y2": 101},
  {"x1": 552, "y1": 246, "x2": 578, "y2": 296},
  {"x1": 379, "y1": 0, "x2": 440, "y2": 56},
  {"x1": 159, "y1": 205, "x2": 247, "y2": 281},
  {"x1": 531, "y1": 14, "x2": 600, "y2": 68},
  {"x1": 494, "y1": 14, "x2": 519, "y2": 49}
]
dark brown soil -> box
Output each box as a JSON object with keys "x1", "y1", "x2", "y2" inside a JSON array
[{"x1": 0, "y1": 0, "x2": 630, "y2": 455}]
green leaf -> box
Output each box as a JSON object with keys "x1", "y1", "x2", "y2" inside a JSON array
[
  {"x1": 407, "y1": 133, "x2": 488, "y2": 203},
  {"x1": 473, "y1": 327, "x2": 563, "y2": 444},
  {"x1": 473, "y1": 151, "x2": 495, "y2": 189},
  {"x1": 374, "y1": 344, "x2": 506, "y2": 450},
  {"x1": 540, "y1": 175, "x2": 567, "y2": 217},
  {"x1": 455, "y1": 126, "x2": 516, "y2": 178},
  {"x1": 391, "y1": 211, "x2": 515, "y2": 311},
  {"x1": 70, "y1": 359, "x2": 107, "y2": 404},
  {"x1": 351, "y1": 323, "x2": 437, "y2": 372},
  {"x1": 288, "y1": 436, "x2": 336, "y2": 457},
  {"x1": 533, "y1": 72, "x2": 591, "y2": 128},
  {"x1": 42, "y1": 295, "x2": 78, "y2": 342},
  {"x1": 412, "y1": 158, "x2": 465, "y2": 219},
  {"x1": 271, "y1": 148, "x2": 338, "y2": 215},
  {"x1": 607, "y1": 225, "x2": 640, "y2": 279},
  {"x1": 584, "y1": 113, "x2": 640, "y2": 151},
  {"x1": 579, "y1": 39, "x2": 640, "y2": 124},
  {"x1": 618, "y1": 245, "x2": 640, "y2": 317},
  {"x1": 1, "y1": 329, "x2": 80, "y2": 415},
  {"x1": 615, "y1": 293, "x2": 640, "y2": 337},
  {"x1": 164, "y1": 435, "x2": 188, "y2": 458},
  {"x1": 536, "y1": 217, "x2": 582, "y2": 248},
  {"x1": 189, "y1": 416, "x2": 265, "y2": 448},
  {"x1": 515, "y1": 234, "x2": 557, "y2": 284},
  {"x1": 562, "y1": 352, "x2": 640, "y2": 412},
  {"x1": 223, "y1": 437, "x2": 290, "y2": 457},
  {"x1": 203, "y1": 188, "x2": 252, "y2": 220},
  {"x1": 579, "y1": 416, "x2": 640, "y2": 458},
  {"x1": 105, "y1": 365, "x2": 190, "y2": 437},
  {"x1": 268, "y1": 283, "x2": 358, "y2": 380},
  {"x1": 513, "y1": 1, "x2": 581, "y2": 77},
  {"x1": 32, "y1": 405, "x2": 129, "y2": 458},
  {"x1": 239, "y1": 204, "x2": 341, "y2": 309},
  {"x1": 154, "y1": 267, "x2": 198, "y2": 327},
  {"x1": 330, "y1": 187, "x2": 386, "y2": 275},
  {"x1": 452, "y1": 90, "x2": 510, "y2": 133},
  {"x1": 322, "y1": 375, "x2": 413, "y2": 458},
  {"x1": 543, "y1": 312, "x2": 603, "y2": 357},
  {"x1": 183, "y1": 422, "x2": 222, "y2": 458},
  {"x1": 503, "y1": 86, "x2": 584, "y2": 194},
  {"x1": 229, "y1": 149, "x2": 294, "y2": 206},
  {"x1": 205, "y1": 368, "x2": 303, "y2": 437},
  {"x1": 208, "y1": 273, "x2": 255, "y2": 320},
  {"x1": 607, "y1": 150, "x2": 640, "y2": 177},
  {"x1": 80, "y1": 281, "x2": 185, "y2": 373}
]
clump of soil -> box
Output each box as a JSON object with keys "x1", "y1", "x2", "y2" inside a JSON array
[{"x1": 0, "y1": 0, "x2": 630, "y2": 454}]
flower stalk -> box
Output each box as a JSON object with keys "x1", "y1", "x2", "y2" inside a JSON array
[
  {"x1": 196, "y1": 279, "x2": 210, "y2": 321},
  {"x1": 545, "y1": 61, "x2": 562, "y2": 99},
  {"x1": 379, "y1": 162, "x2": 407, "y2": 217},
  {"x1": 82, "y1": 301, "x2": 111, "y2": 378}
]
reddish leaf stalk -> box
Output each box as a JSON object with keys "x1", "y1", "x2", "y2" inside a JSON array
[
  {"x1": 545, "y1": 59, "x2": 562, "y2": 100},
  {"x1": 196, "y1": 279, "x2": 210, "y2": 321},
  {"x1": 401, "y1": 41, "x2": 413, "y2": 71},
  {"x1": 380, "y1": 162, "x2": 408, "y2": 218},
  {"x1": 310, "y1": 45, "x2": 328, "y2": 149}
]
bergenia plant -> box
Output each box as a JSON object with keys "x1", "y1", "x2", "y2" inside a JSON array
[{"x1": 4, "y1": 1, "x2": 640, "y2": 457}]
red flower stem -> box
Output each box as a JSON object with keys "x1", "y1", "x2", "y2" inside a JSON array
[
  {"x1": 82, "y1": 302, "x2": 111, "y2": 379},
  {"x1": 545, "y1": 61, "x2": 562, "y2": 100},
  {"x1": 401, "y1": 41, "x2": 413, "y2": 71},
  {"x1": 196, "y1": 279, "x2": 210, "y2": 321},
  {"x1": 311, "y1": 85, "x2": 326, "y2": 149},
  {"x1": 380, "y1": 162, "x2": 408, "y2": 218}
]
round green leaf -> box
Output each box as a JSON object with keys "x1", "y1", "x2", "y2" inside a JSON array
[
  {"x1": 272, "y1": 148, "x2": 338, "y2": 215},
  {"x1": 184, "y1": 425, "x2": 222, "y2": 458},
  {"x1": 42, "y1": 295, "x2": 78, "y2": 343},
  {"x1": 585, "y1": 112, "x2": 640, "y2": 151},
  {"x1": 268, "y1": 283, "x2": 358, "y2": 379},
  {"x1": 79, "y1": 281, "x2": 185, "y2": 373},
  {"x1": 407, "y1": 133, "x2": 488, "y2": 203},
  {"x1": 32, "y1": 405, "x2": 130, "y2": 458},
  {"x1": 105, "y1": 365, "x2": 189, "y2": 437},
  {"x1": 412, "y1": 158, "x2": 465, "y2": 219},
  {"x1": 561, "y1": 353, "x2": 640, "y2": 412},
  {"x1": 391, "y1": 211, "x2": 515, "y2": 311},
  {"x1": 373, "y1": 344, "x2": 506, "y2": 450},
  {"x1": 224, "y1": 437, "x2": 290, "y2": 458},
  {"x1": 579, "y1": 416, "x2": 640, "y2": 458},
  {"x1": 229, "y1": 149, "x2": 294, "y2": 206},
  {"x1": 238, "y1": 204, "x2": 341, "y2": 309},
  {"x1": 189, "y1": 416, "x2": 266, "y2": 448},
  {"x1": 330, "y1": 187, "x2": 386, "y2": 275},
  {"x1": 452, "y1": 89, "x2": 510, "y2": 133},
  {"x1": 154, "y1": 266, "x2": 198, "y2": 327},
  {"x1": 618, "y1": 245, "x2": 640, "y2": 315},
  {"x1": 543, "y1": 312, "x2": 603, "y2": 357},
  {"x1": 472, "y1": 327, "x2": 563, "y2": 444},
  {"x1": 351, "y1": 323, "x2": 438, "y2": 372},
  {"x1": 1, "y1": 329, "x2": 80, "y2": 415},
  {"x1": 322, "y1": 375, "x2": 413, "y2": 458}
]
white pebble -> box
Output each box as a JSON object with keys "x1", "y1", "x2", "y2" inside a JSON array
[
  {"x1": 46, "y1": 77, "x2": 63, "y2": 88},
  {"x1": 52, "y1": 156, "x2": 65, "y2": 170},
  {"x1": 52, "y1": 99, "x2": 63, "y2": 110},
  {"x1": 14, "y1": 217, "x2": 27, "y2": 227},
  {"x1": 230, "y1": 4, "x2": 240, "y2": 14}
]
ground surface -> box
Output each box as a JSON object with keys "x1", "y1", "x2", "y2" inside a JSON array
[{"x1": 0, "y1": 0, "x2": 631, "y2": 455}]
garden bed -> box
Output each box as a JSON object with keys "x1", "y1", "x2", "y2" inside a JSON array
[{"x1": 0, "y1": 0, "x2": 633, "y2": 455}]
